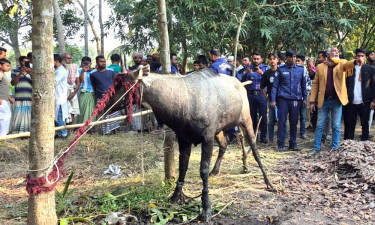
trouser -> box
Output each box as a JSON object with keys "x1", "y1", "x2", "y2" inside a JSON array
[
  {"x1": 299, "y1": 102, "x2": 307, "y2": 135},
  {"x1": 55, "y1": 106, "x2": 68, "y2": 137},
  {"x1": 0, "y1": 100, "x2": 12, "y2": 136},
  {"x1": 248, "y1": 92, "x2": 267, "y2": 141},
  {"x1": 276, "y1": 98, "x2": 301, "y2": 148},
  {"x1": 268, "y1": 102, "x2": 276, "y2": 142},
  {"x1": 313, "y1": 98, "x2": 342, "y2": 151},
  {"x1": 343, "y1": 102, "x2": 370, "y2": 141}
]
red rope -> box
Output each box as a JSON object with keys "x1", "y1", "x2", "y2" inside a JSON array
[{"x1": 26, "y1": 71, "x2": 140, "y2": 195}]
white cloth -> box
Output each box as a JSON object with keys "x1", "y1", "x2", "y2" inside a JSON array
[
  {"x1": 55, "y1": 65, "x2": 69, "y2": 122},
  {"x1": 0, "y1": 100, "x2": 11, "y2": 136},
  {"x1": 236, "y1": 65, "x2": 244, "y2": 72},
  {"x1": 4, "y1": 71, "x2": 12, "y2": 96},
  {"x1": 353, "y1": 65, "x2": 363, "y2": 104}
]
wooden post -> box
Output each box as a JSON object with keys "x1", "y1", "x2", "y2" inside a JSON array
[
  {"x1": 232, "y1": 11, "x2": 247, "y2": 77},
  {"x1": 27, "y1": 0, "x2": 57, "y2": 224},
  {"x1": 157, "y1": 0, "x2": 175, "y2": 181}
]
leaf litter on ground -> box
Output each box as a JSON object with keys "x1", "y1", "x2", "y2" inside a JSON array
[{"x1": 277, "y1": 140, "x2": 375, "y2": 223}]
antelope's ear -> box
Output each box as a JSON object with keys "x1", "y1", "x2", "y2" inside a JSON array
[{"x1": 129, "y1": 65, "x2": 150, "y2": 81}]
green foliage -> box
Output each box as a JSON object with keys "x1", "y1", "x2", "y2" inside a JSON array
[
  {"x1": 53, "y1": 1, "x2": 84, "y2": 41},
  {"x1": 54, "y1": 181, "x2": 226, "y2": 224},
  {"x1": 56, "y1": 172, "x2": 75, "y2": 215},
  {"x1": 106, "y1": 0, "x2": 368, "y2": 59}
]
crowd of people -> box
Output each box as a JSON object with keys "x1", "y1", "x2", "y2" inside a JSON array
[{"x1": 0, "y1": 46, "x2": 374, "y2": 155}]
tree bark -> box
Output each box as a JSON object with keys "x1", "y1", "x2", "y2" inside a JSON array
[
  {"x1": 157, "y1": 0, "x2": 171, "y2": 74},
  {"x1": 182, "y1": 37, "x2": 187, "y2": 74},
  {"x1": 232, "y1": 11, "x2": 247, "y2": 77},
  {"x1": 76, "y1": 0, "x2": 101, "y2": 55},
  {"x1": 8, "y1": 22, "x2": 21, "y2": 67},
  {"x1": 52, "y1": 0, "x2": 66, "y2": 54},
  {"x1": 28, "y1": 0, "x2": 57, "y2": 224},
  {"x1": 99, "y1": 0, "x2": 104, "y2": 54},
  {"x1": 157, "y1": 0, "x2": 175, "y2": 181},
  {"x1": 84, "y1": 0, "x2": 88, "y2": 56}
]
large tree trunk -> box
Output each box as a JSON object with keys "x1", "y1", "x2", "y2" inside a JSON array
[
  {"x1": 99, "y1": 0, "x2": 104, "y2": 54},
  {"x1": 52, "y1": 0, "x2": 66, "y2": 54},
  {"x1": 76, "y1": 0, "x2": 101, "y2": 55},
  {"x1": 84, "y1": 0, "x2": 88, "y2": 56},
  {"x1": 157, "y1": 0, "x2": 175, "y2": 181},
  {"x1": 28, "y1": 0, "x2": 57, "y2": 225}
]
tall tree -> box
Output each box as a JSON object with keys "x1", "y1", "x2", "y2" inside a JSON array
[
  {"x1": 99, "y1": 0, "x2": 104, "y2": 54},
  {"x1": 28, "y1": 0, "x2": 57, "y2": 224},
  {"x1": 157, "y1": 0, "x2": 175, "y2": 181},
  {"x1": 52, "y1": 0, "x2": 66, "y2": 54},
  {"x1": 84, "y1": 0, "x2": 88, "y2": 56}
]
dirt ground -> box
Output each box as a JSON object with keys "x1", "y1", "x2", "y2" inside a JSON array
[{"x1": 0, "y1": 124, "x2": 374, "y2": 225}]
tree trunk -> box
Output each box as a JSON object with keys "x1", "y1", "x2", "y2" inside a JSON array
[
  {"x1": 76, "y1": 0, "x2": 101, "y2": 55},
  {"x1": 8, "y1": 21, "x2": 21, "y2": 67},
  {"x1": 84, "y1": 0, "x2": 88, "y2": 56},
  {"x1": 182, "y1": 38, "x2": 187, "y2": 74},
  {"x1": 157, "y1": 0, "x2": 171, "y2": 74},
  {"x1": 99, "y1": 0, "x2": 104, "y2": 54},
  {"x1": 28, "y1": 0, "x2": 57, "y2": 224},
  {"x1": 232, "y1": 11, "x2": 247, "y2": 77},
  {"x1": 52, "y1": 0, "x2": 66, "y2": 54},
  {"x1": 157, "y1": 0, "x2": 175, "y2": 181}
]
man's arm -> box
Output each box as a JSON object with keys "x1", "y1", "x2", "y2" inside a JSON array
[
  {"x1": 270, "y1": 72, "x2": 280, "y2": 105},
  {"x1": 260, "y1": 72, "x2": 268, "y2": 100},
  {"x1": 68, "y1": 77, "x2": 81, "y2": 100},
  {"x1": 341, "y1": 59, "x2": 356, "y2": 74},
  {"x1": 309, "y1": 65, "x2": 320, "y2": 112},
  {"x1": 11, "y1": 68, "x2": 27, "y2": 86}
]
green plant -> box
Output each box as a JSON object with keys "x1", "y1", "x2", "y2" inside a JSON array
[{"x1": 56, "y1": 172, "x2": 75, "y2": 215}]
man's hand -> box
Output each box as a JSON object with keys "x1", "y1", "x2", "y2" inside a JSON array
[
  {"x1": 26, "y1": 68, "x2": 33, "y2": 76},
  {"x1": 270, "y1": 101, "x2": 276, "y2": 108},
  {"x1": 8, "y1": 97, "x2": 14, "y2": 104},
  {"x1": 309, "y1": 102, "x2": 316, "y2": 113},
  {"x1": 256, "y1": 68, "x2": 263, "y2": 75},
  {"x1": 21, "y1": 67, "x2": 28, "y2": 75},
  {"x1": 371, "y1": 101, "x2": 375, "y2": 109},
  {"x1": 303, "y1": 100, "x2": 306, "y2": 107},
  {"x1": 83, "y1": 66, "x2": 90, "y2": 72}
]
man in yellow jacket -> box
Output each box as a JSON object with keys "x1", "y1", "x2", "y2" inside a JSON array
[{"x1": 309, "y1": 47, "x2": 357, "y2": 155}]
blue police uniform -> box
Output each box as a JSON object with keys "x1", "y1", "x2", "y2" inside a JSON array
[
  {"x1": 271, "y1": 63, "x2": 307, "y2": 150},
  {"x1": 242, "y1": 64, "x2": 270, "y2": 143},
  {"x1": 210, "y1": 58, "x2": 242, "y2": 81}
]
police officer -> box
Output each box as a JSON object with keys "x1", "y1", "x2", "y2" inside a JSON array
[
  {"x1": 271, "y1": 49, "x2": 307, "y2": 152},
  {"x1": 209, "y1": 48, "x2": 241, "y2": 80},
  {"x1": 242, "y1": 51, "x2": 270, "y2": 145}
]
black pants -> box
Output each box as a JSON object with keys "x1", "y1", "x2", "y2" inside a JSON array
[{"x1": 343, "y1": 102, "x2": 370, "y2": 141}]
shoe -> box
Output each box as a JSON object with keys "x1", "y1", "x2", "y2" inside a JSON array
[
  {"x1": 326, "y1": 135, "x2": 331, "y2": 141},
  {"x1": 277, "y1": 146, "x2": 284, "y2": 152},
  {"x1": 288, "y1": 146, "x2": 301, "y2": 151},
  {"x1": 260, "y1": 139, "x2": 269, "y2": 147},
  {"x1": 269, "y1": 141, "x2": 275, "y2": 146},
  {"x1": 309, "y1": 149, "x2": 319, "y2": 156},
  {"x1": 300, "y1": 134, "x2": 307, "y2": 139}
]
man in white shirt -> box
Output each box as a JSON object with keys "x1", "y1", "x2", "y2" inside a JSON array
[
  {"x1": 54, "y1": 54, "x2": 69, "y2": 139},
  {"x1": 343, "y1": 48, "x2": 375, "y2": 141}
]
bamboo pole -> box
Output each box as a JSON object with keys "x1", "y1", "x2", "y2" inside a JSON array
[{"x1": 0, "y1": 110, "x2": 153, "y2": 141}]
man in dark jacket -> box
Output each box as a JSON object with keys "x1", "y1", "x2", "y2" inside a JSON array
[{"x1": 343, "y1": 48, "x2": 375, "y2": 141}]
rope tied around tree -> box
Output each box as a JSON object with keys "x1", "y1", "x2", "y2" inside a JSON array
[{"x1": 26, "y1": 71, "x2": 140, "y2": 195}]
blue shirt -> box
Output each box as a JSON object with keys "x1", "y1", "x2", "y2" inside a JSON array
[
  {"x1": 158, "y1": 65, "x2": 179, "y2": 74},
  {"x1": 242, "y1": 64, "x2": 270, "y2": 91},
  {"x1": 271, "y1": 64, "x2": 307, "y2": 102},
  {"x1": 90, "y1": 69, "x2": 116, "y2": 100},
  {"x1": 210, "y1": 58, "x2": 241, "y2": 80}
]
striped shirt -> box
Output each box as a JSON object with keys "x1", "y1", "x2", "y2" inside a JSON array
[{"x1": 11, "y1": 69, "x2": 32, "y2": 101}]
